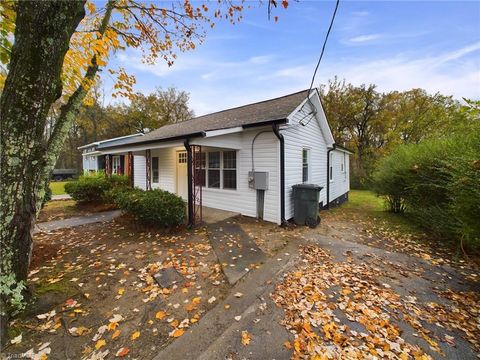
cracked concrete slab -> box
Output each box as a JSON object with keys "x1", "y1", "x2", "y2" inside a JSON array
[{"x1": 207, "y1": 219, "x2": 267, "y2": 285}]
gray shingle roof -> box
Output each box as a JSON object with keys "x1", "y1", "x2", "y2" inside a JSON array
[{"x1": 103, "y1": 89, "x2": 309, "y2": 148}]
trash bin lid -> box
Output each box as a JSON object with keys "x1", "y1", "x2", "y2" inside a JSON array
[{"x1": 292, "y1": 184, "x2": 323, "y2": 191}]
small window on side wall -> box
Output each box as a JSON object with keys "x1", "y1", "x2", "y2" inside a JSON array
[
  {"x1": 302, "y1": 148, "x2": 309, "y2": 183},
  {"x1": 329, "y1": 152, "x2": 333, "y2": 181},
  {"x1": 152, "y1": 157, "x2": 159, "y2": 183}
]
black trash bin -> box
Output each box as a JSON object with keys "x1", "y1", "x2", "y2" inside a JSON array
[{"x1": 292, "y1": 184, "x2": 323, "y2": 227}]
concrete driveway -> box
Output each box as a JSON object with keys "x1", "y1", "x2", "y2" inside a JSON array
[{"x1": 154, "y1": 221, "x2": 479, "y2": 360}]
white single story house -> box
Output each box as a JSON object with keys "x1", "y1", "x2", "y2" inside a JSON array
[
  {"x1": 79, "y1": 133, "x2": 144, "y2": 175},
  {"x1": 80, "y1": 89, "x2": 351, "y2": 225}
]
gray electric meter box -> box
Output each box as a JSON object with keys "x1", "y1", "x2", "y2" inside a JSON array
[{"x1": 248, "y1": 171, "x2": 269, "y2": 190}]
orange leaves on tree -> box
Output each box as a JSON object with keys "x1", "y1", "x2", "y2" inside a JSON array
[{"x1": 86, "y1": 2, "x2": 96, "y2": 14}]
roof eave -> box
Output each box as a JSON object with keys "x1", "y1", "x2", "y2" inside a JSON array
[
  {"x1": 99, "y1": 132, "x2": 206, "y2": 151},
  {"x1": 241, "y1": 118, "x2": 287, "y2": 129}
]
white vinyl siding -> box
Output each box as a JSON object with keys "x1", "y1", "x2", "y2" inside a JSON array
[
  {"x1": 153, "y1": 148, "x2": 176, "y2": 192},
  {"x1": 132, "y1": 128, "x2": 280, "y2": 224},
  {"x1": 133, "y1": 155, "x2": 146, "y2": 190},
  {"x1": 199, "y1": 129, "x2": 280, "y2": 223},
  {"x1": 283, "y1": 101, "x2": 328, "y2": 219}
]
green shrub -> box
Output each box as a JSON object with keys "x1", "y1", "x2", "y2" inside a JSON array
[
  {"x1": 113, "y1": 188, "x2": 185, "y2": 227},
  {"x1": 41, "y1": 183, "x2": 52, "y2": 208},
  {"x1": 65, "y1": 172, "x2": 129, "y2": 203},
  {"x1": 373, "y1": 129, "x2": 480, "y2": 249}
]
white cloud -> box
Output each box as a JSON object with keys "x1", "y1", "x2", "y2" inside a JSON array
[
  {"x1": 249, "y1": 55, "x2": 273, "y2": 64},
  {"x1": 348, "y1": 34, "x2": 382, "y2": 43},
  {"x1": 315, "y1": 43, "x2": 480, "y2": 100},
  {"x1": 352, "y1": 11, "x2": 369, "y2": 17},
  {"x1": 108, "y1": 43, "x2": 480, "y2": 116}
]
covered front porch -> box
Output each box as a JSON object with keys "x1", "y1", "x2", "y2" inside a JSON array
[{"x1": 103, "y1": 139, "x2": 241, "y2": 227}]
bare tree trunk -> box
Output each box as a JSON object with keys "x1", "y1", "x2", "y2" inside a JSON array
[{"x1": 0, "y1": 0, "x2": 85, "y2": 344}]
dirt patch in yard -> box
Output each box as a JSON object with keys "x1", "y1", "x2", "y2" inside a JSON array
[
  {"x1": 38, "y1": 200, "x2": 116, "y2": 223},
  {"x1": 234, "y1": 215, "x2": 303, "y2": 256},
  {"x1": 6, "y1": 220, "x2": 229, "y2": 359}
]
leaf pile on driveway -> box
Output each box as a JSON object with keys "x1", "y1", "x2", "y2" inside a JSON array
[
  {"x1": 9, "y1": 221, "x2": 228, "y2": 359},
  {"x1": 272, "y1": 245, "x2": 480, "y2": 359},
  {"x1": 319, "y1": 211, "x2": 479, "y2": 282}
]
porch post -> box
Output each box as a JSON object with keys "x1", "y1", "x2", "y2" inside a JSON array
[
  {"x1": 184, "y1": 139, "x2": 194, "y2": 227},
  {"x1": 145, "y1": 149, "x2": 151, "y2": 190},
  {"x1": 105, "y1": 154, "x2": 111, "y2": 177},
  {"x1": 128, "y1": 151, "x2": 134, "y2": 187}
]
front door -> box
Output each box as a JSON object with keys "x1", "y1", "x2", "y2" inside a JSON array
[{"x1": 176, "y1": 151, "x2": 188, "y2": 200}]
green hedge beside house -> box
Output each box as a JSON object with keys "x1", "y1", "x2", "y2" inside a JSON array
[
  {"x1": 65, "y1": 172, "x2": 129, "y2": 203},
  {"x1": 373, "y1": 130, "x2": 480, "y2": 249}
]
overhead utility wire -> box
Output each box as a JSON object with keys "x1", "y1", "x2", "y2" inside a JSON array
[{"x1": 298, "y1": 0, "x2": 340, "y2": 127}]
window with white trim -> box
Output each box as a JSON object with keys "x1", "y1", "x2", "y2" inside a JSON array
[
  {"x1": 178, "y1": 152, "x2": 187, "y2": 163},
  {"x1": 223, "y1": 151, "x2": 237, "y2": 189},
  {"x1": 112, "y1": 156, "x2": 121, "y2": 174},
  {"x1": 203, "y1": 150, "x2": 237, "y2": 190},
  {"x1": 208, "y1": 151, "x2": 221, "y2": 188},
  {"x1": 302, "y1": 148, "x2": 310, "y2": 183},
  {"x1": 152, "y1": 157, "x2": 159, "y2": 183}
]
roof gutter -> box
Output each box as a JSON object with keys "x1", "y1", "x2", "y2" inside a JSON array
[
  {"x1": 242, "y1": 118, "x2": 287, "y2": 129},
  {"x1": 272, "y1": 123, "x2": 286, "y2": 225}
]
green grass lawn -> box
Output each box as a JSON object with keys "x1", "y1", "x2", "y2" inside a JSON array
[
  {"x1": 334, "y1": 190, "x2": 421, "y2": 235},
  {"x1": 49, "y1": 181, "x2": 70, "y2": 195}
]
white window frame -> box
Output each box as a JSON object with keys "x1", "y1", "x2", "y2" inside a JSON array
[
  {"x1": 329, "y1": 152, "x2": 333, "y2": 182},
  {"x1": 112, "y1": 155, "x2": 121, "y2": 174},
  {"x1": 203, "y1": 150, "x2": 238, "y2": 191},
  {"x1": 152, "y1": 156, "x2": 159, "y2": 183},
  {"x1": 302, "y1": 148, "x2": 310, "y2": 183}
]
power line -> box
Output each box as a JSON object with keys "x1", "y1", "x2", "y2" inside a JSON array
[{"x1": 300, "y1": 0, "x2": 340, "y2": 127}]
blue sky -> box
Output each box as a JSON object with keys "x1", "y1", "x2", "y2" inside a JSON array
[{"x1": 104, "y1": 1, "x2": 480, "y2": 115}]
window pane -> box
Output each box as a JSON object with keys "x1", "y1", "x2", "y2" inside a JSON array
[
  {"x1": 208, "y1": 169, "x2": 220, "y2": 188},
  {"x1": 223, "y1": 151, "x2": 236, "y2": 169},
  {"x1": 302, "y1": 149, "x2": 309, "y2": 182},
  {"x1": 152, "y1": 157, "x2": 159, "y2": 183},
  {"x1": 178, "y1": 152, "x2": 187, "y2": 164},
  {"x1": 208, "y1": 152, "x2": 220, "y2": 168},
  {"x1": 302, "y1": 165, "x2": 308, "y2": 183},
  {"x1": 223, "y1": 169, "x2": 236, "y2": 189},
  {"x1": 302, "y1": 149, "x2": 308, "y2": 164}
]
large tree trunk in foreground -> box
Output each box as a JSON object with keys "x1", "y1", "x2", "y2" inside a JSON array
[{"x1": 0, "y1": 0, "x2": 85, "y2": 344}]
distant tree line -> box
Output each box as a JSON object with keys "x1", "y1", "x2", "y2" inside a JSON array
[
  {"x1": 55, "y1": 86, "x2": 194, "y2": 170},
  {"x1": 319, "y1": 78, "x2": 474, "y2": 188}
]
